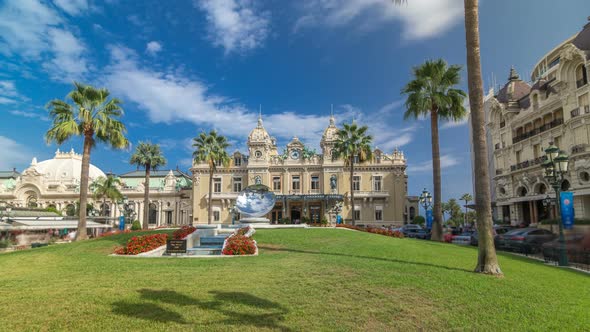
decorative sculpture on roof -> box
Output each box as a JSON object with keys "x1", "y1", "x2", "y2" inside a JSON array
[
  {"x1": 302, "y1": 146, "x2": 318, "y2": 160},
  {"x1": 330, "y1": 174, "x2": 337, "y2": 193}
]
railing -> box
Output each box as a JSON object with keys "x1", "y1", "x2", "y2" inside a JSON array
[
  {"x1": 352, "y1": 191, "x2": 390, "y2": 197},
  {"x1": 496, "y1": 169, "x2": 503, "y2": 175},
  {"x1": 512, "y1": 118, "x2": 563, "y2": 144},
  {"x1": 571, "y1": 144, "x2": 587, "y2": 154},
  {"x1": 510, "y1": 156, "x2": 547, "y2": 172},
  {"x1": 570, "y1": 105, "x2": 590, "y2": 118}
]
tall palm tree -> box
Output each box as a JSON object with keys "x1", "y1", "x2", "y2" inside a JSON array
[
  {"x1": 460, "y1": 193, "x2": 473, "y2": 225},
  {"x1": 464, "y1": 0, "x2": 502, "y2": 274},
  {"x1": 46, "y1": 82, "x2": 129, "y2": 241},
  {"x1": 130, "y1": 142, "x2": 167, "y2": 230},
  {"x1": 192, "y1": 131, "x2": 230, "y2": 224},
  {"x1": 92, "y1": 175, "x2": 124, "y2": 217},
  {"x1": 402, "y1": 59, "x2": 467, "y2": 241},
  {"x1": 332, "y1": 122, "x2": 373, "y2": 226}
]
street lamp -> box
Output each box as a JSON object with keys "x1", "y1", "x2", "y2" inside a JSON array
[
  {"x1": 117, "y1": 196, "x2": 135, "y2": 230},
  {"x1": 541, "y1": 142, "x2": 569, "y2": 266},
  {"x1": 419, "y1": 188, "x2": 432, "y2": 227},
  {"x1": 542, "y1": 194, "x2": 555, "y2": 233}
]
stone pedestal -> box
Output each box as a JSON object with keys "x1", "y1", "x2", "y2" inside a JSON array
[{"x1": 239, "y1": 217, "x2": 270, "y2": 224}]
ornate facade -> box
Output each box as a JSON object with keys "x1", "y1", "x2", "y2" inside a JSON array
[
  {"x1": 0, "y1": 149, "x2": 192, "y2": 227},
  {"x1": 487, "y1": 20, "x2": 590, "y2": 225},
  {"x1": 191, "y1": 114, "x2": 409, "y2": 226}
]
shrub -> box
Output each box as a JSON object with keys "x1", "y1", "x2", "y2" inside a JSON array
[
  {"x1": 320, "y1": 218, "x2": 328, "y2": 226},
  {"x1": 130, "y1": 220, "x2": 142, "y2": 231},
  {"x1": 301, "y1": 216, "x2": 311, "y2": 224},
  {"x1": 0, "y1": 239, "x2": 13, "y2": 248},
  {"x1": 114, "y1": 233, "x2": 168, "y2": 255},
  {"x1": 222, "y1": 235, "x2": 257, "y2": 255},
  {"x1": 412, "y1": 216, "x2": 425, "y2": 225},
  {"x1": 236, "y1": 227, "x2": 250, "y2": 236},
  {"x1": 172, "y1": 225, "x2": 196, "y2": 239},
  {"x1": 45, "y1": 206, "x2": 62, "y2": 216},
  {"x1": 540, "y1": 218, "x2": 590, "y2": 225},
  {"x1": 279, "y1": 218, "x2": 291, "y2": 224},
  {"x1": 336, "y1": 224, "x2": 404, "y2": 238}
]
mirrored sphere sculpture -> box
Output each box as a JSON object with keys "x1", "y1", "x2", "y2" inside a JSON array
[{"x1": 235, "y1": 184, "x2": 276, "y2": 218}]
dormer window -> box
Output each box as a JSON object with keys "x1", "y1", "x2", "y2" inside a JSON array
[{"x1": 234, "y1": 156, "x2": 242, "y2": 166}]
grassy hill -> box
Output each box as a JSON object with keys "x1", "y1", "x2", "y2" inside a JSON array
[{"x1": 0, "y1": 229, "x2": 587, "y2": 331}]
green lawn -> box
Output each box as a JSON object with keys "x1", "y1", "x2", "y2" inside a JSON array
[{"x1": 0, "y1": 229, "x2": 588, "y2": 331}]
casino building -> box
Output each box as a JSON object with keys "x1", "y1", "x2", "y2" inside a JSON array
[{"x1": 191, "y1": 114, "x2": 410, "y2": 226}]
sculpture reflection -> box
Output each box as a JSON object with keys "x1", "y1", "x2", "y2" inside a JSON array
[{"x1": 236, "y1": 184, "x2": 276, "y2": 223}]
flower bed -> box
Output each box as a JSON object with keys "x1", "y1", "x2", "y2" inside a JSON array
[
  {"x1": 172, "y1": 226, "x2": 196, "y2": 240},
  {"x1": 336, "y1": 224, "x2": 404, "y2": 238},
  {"x1": 114, "y1": 233, "x2": 168, "y2": 255},
  {"x1": 100, "y1": 230, "x2": 131, "y2": 238},
  {"x1": 221, "y1": 235, "x2": 257, "y2": 255}
]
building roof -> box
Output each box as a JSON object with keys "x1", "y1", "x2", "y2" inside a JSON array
[
  {"x1": 0, "y1": 170, "x2": 20, "y2": 179},
  {"x1": 572, "y1": 20, "x2": 590, "y2": 52},
  {"x1": 30, "y1": 149, "x2": 106, "y2": 182},
  {"x1": 496, "y1": 67, "x2": 531, "y2": 104},
  {"x1": 118, "y1": 170, "x2": 191, "y2": 178}
]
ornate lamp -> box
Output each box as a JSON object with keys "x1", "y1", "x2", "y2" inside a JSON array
[
  {"x1": 554, "y1": 151, "x2": 569, "y2": 174},
  {"x1": 545, "y1": 143, "x2": 559, "y2": 162}
]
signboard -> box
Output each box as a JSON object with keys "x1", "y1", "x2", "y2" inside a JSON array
[
  {"x1": 559, "y1": 191, "x2": 574, "y2": 230},
  {"x1": 166, "y1": 240, "x2": 187, "y2": 254},
  {"x1": 426, "y1": 209, "x2": 433, "y2": 229},
  {"x1": 118, "y1": 216, "x2": 125, "y2": 231}
]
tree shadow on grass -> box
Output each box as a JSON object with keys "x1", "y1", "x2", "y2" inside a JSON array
[
  {"x1": 258, "y1": 246, "x2": 472, "y2": 273},
  {"x1": 113, "y1": 289, "x2": 291, "y2": 331},
  {"x1": 111, "y1": 301, "x2": 187, "y2": 324}
]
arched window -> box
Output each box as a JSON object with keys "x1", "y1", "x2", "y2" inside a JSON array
[
  {"x1": 409, "y1": 206, "x2": 416, "y2": 220},
  {"x1": 576, "y1": 64, "x2": 588, "y2": 88},
  {"x1": 537, "y1": 183, "x2": 547, "y2": 195},
  {"x1": 561, "y1": 180, "x2": 571, "y2": 191},
  {"x1": 517, "y1": 187, "x2": 528, "y2": 197},
  {"x1": 25, "y1": 190, "x2": 38, "y2": 208},
  {"x1": 149, "y1": 203, "x2": 158, "y2": 224}
]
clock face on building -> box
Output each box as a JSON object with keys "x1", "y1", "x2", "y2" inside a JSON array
[
  {"x1": 290, "y1": 150, "x2": 300, "y2": 160},
  {"x1": 254, "y1": 150, "x2": 263, "y2": 159}
]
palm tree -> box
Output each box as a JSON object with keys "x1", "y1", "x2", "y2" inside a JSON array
[
  {"x1": 460, "y1": 193, "x2": 473, "y2": 225},
  {"x1": 130, "y1": 142, "x2": 167, "y2": 230},
  {"x1": 46, "y1": 82, "x2": 129, "y2": 241},
  {"x1": 92, "y1": 175, "x2": 124, "y2": 217},
  {"x1": 464, "y1": 0, "x2": 502, "y2": 274},
  {"x1": 402, "y1": 59, "x2": 467, "y2": 241},
  {"x1": 192, "y1": 131, "x2": 230, "y2": 224},
  {"x1": 332, "y1": 122, "x2": 373, "y2": 226}
]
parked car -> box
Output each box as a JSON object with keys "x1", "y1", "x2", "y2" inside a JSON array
[
  {"x1": 542, "y1": 233, "x2": 590, "y2": 265},
  {"x1": 470, "y1": 226, "x2": 515, "y2": 246},
  {"x1": 452, "y1": 232, "x2": 473, "y2": 245},
  {"x1": 394, "y1": 224, "x2": 422, "y2": 235},
  {"x1": 497, "y1": 228, "x2": 556, "y2": 253},
  {"x1": 405, "y1": 229, "x2": 431, "y2": 240}
]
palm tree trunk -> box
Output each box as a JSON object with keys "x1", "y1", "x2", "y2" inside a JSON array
[
  {"x1": 430, "y1": 110, "x2": 443, "y2": 241},
  {"x1": 103, "y1": 197, "x2": 106, "y2": 217},
  {"x1": 76, "y1": 133, "x2": 92, "y2": 241},
  {"x1": 143, "y1": 164, "x2": 151, "y2": 230},
  {"x1": 208, "y1": 167, "x2": 214, "y2": 225},
  {"x1": 464, "y1": 0, "x2": 502, "y2": 274},
  {"x1": 350, "y1": 157, "x2": 355, "y2": 226}
]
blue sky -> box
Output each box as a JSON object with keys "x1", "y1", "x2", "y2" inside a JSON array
[{"x1": 1, "y1": 0, "x2": 589, "y2": 202}]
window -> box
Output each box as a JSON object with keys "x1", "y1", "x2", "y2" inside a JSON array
[
  {"x1": 352, "y1": 176, "x2": 360, "y2": 191},
  {"x1": 353, "y1": 209, "x2": 360, "y2": 220},
  {"x1": 233, "y1": 177, "x2": 242, "y2": 192},
  {"x1": 273, "y1": 176, "x2": 281, "y2": 191},
  {"x1": 515, "y1": 150, "x2": 521, "y2": 164},
  {"x1": 213, "y1": 210, "x2": 220, "y2": 222},
  {"x1": 576, "y1": 64, "x2": 588, "y2": 88},
  {"x1": 215, "y1": 159, "x2": 222, "y2": 167},
  {"x1": 533, "y1": 144, "x2": 540, "y2": 159},
  {"x1": 234, "y1": 156, "x2": 242, "y2": 166},
  {"x1": 166, "y1": 211, "x2": 172, "y2": 225},
  {"x1": 375, "y1": 206, "x2": 383, "y2": 221},
  {"x1": 554, "y1": 136, "x2": 561, "y2": 148},
  {"x1": 292, "y1": 176, "x2": 300, "y2": 191},
  {"x1": 353, "y1": 155, "x2": 360, "y2": 164},
  {"x1": 213, "y1": 178, "x2": 222, "y2": 193},
  {"x1": 311, "y1": 176, "x2": 320, "y2": 190},
  {"x1": 373, "y1": 176, "x2": 382, "y2": 191}
]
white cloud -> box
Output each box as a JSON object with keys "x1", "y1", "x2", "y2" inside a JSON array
[
  {"x1": 0, "y1": 97, "x2": 16, "y2": 104},
  {"x1": 9, "y1": 110, "x2": 49, "y2": 121},
  {"x1": 294, "y1": 0, "x2": 463, "y2": 40},
  {"x1": 44, "y1": 28, "x2": 88, "y2": 82},
  {"x1": 146, "y1": 41, "x2": 163, "y2": 55},
  {"x1": 0, "y1": 136, "x2": 32, "y2": 170},
  {"x1": 0, "y1": 0, "x2": 88, "y2": 81},
  {"x1": 407, "y1": 154, "x2": 460, "y2": 173},
  {"x1": 0, "y1": 80, "x2": 30, "y2": 104},
  {"x1": 53, "y1": 0, "x2": 89, "y2": 16},
  {"x1": 441, "y1": 116, "x2": 469, "y2": 129},
  {"x1": 196, "y1": 0, "x2": 270, "y2": 54}
]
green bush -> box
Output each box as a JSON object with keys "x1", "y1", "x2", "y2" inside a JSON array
[
  {"x1": 45, "y1": 206, "x2": 62, "y2": 216},
  {"x1": 412, "y1": 216, "x2": 425, "y2": 225},
  {"x1": 301, "y1": 216, "x2": 311, "y2": 224},
  {"x1": 540, "y1": 218, "x2": 590, "y2": 225},
  {"x1": 320, "y1": 218, "x2": 328, "y2": 225},
  {"x1": 279, "y1": 218, "x2": 291, "y2": 224},
  {"x1": 130, "y1": 220, "x2": 142, "y2": 230},
  {"x1": 0, "y1": 239, "x2": 13, "y2": 248}
]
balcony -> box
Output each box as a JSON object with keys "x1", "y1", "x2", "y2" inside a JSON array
[
  {"x1": 512, "y1": 118, "x2": 563, "y2": 144},
  {"x1": 509, "y1": 156, "x2": 547, "y2": 172},
  {"x1": 572, "y1": 144, "x2": 587, "y2": 154},
  {"x1": 351, "y1": 191, "x2": 390, "y2": 198},
  {"x1": 495, "y1": 169, "x2": 503, "y2": 175},
  {"x1": 576, "y1": 78, "x2": 588, "y2": 89},
  {"x1": 206, "y1": 192, "x2": 239, "y2": 199}
]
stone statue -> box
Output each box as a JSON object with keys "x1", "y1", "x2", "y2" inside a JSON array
[
  {"x1": 330, "y1": 175, "x2": 337, "y2": 191},
  {"x1": 254, "y1": 175, "x2": 262, "y2": 185}
]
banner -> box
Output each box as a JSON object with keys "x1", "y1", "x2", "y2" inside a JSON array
[
  {"x1": 119, "y1": 216, "x2": 125, "y2": 231},
  {"x1": 559, "y1": 191, "x2": 574, "y2": 230},
  {"x1": 426, "y1": 209, "x2": 433, "y2": 229}
]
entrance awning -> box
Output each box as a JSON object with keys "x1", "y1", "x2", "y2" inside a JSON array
[{"x1": 7, "y1": 219, "x2": 111, "y2": 230}]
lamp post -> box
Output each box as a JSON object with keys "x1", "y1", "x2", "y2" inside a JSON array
[
  {"x1": 541, "y1": 142, "x2": 569, "y2": 266},
  {"x1": 542, "y1": 194, "x2": 555, "y2": 233},
  {"x1": 419, "y1": 188, "x2": 432, "y2": 228},
  {"x1": 117, "y1": 196, "x2": 135, "y2": 231}
]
